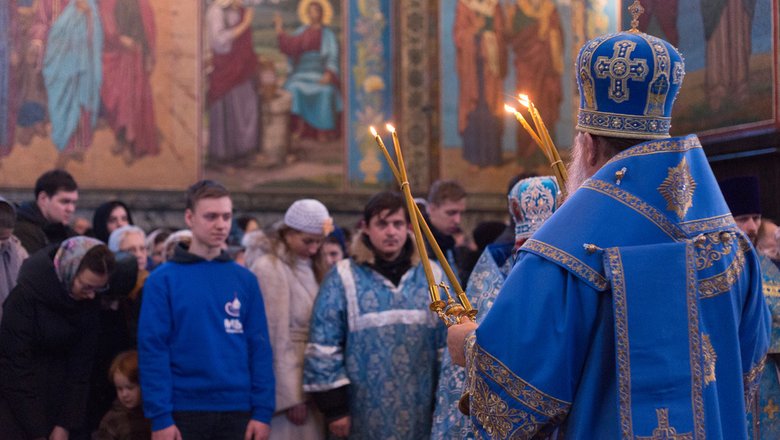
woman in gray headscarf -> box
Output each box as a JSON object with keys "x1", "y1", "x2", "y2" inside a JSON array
[{"x1": 0, "y1": 236, "x2": 115, "y2": 440}]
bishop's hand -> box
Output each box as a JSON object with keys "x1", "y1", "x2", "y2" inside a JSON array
[{"x1": 447, "y1": 316, "x2": 477, "y2": 367}]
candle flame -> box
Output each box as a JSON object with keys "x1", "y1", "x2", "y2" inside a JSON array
[
  {"x1": 518, "y1": 94, "x2": 530, "y2": 108},
  {"x1": 504, "y1": 104, "x2": 517, "y2": 114},
  {"x1": 370, "y1": 126, "x2": 378, "y2": 137},
  {"x1": 385, "y1": 123, "x2": 396, "y2": 133}
]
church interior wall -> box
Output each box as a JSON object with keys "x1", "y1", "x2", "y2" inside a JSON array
[{"x1": 1, "y1": 0, "x2": 778, "y2": 234}]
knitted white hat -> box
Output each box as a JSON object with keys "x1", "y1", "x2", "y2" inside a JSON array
[{"x1": 284, "y1": 199, "x2": 333, "y2": 235}]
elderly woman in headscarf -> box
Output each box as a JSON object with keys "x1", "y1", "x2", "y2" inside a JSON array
[
  {"x1": 0, "y1": 237, "x2": 115, "y2": 440},
  {"x1": 0, "y1": 197, "x2": 28, "y2": 322}
]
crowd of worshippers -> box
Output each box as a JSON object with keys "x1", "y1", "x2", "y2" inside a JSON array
[
  {"x1": 0, "y1": 168, "x2": 537, "y2": 440},
  {"x1": 1, "y1": 164, "x2": 779, "y2": 440}
]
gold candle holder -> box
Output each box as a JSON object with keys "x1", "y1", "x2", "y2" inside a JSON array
[{"x1": 370, "y1": 126, "x2": 476, "y2": 326}]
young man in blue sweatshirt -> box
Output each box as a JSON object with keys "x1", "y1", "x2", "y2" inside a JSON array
[{"x1": 138, "y1": 180, "x2": 274, "y2": 440}]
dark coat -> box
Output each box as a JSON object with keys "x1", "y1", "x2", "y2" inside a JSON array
[
  {"x1": 13, "y1": 201, "x2": 76, "y2": 255},
  {"x1": 91, "y1": 400, "x2": 151, "y2": 440},
  {"x1": 0, "y1": 246, "x2": 100, "y2": 439}
]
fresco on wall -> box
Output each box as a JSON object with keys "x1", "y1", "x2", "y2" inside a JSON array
[
  {"x1": 203, "y1": 0, "x2": 346, "y2": 190},
  {"x1": 625, "y1": 0, "x2": 777, "y2": 137},
  {"x1": 439, "y1": 0, "x2": 619, "y2": 193},
  {"x1": 202, "y1": 0, "x2": 396, "y2": 192},
  {"x1": 0, "y1": 1, "x2": 198, "y2": 190}
]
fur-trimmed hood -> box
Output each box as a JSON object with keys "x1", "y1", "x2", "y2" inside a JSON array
[{"x1": 350, "y1": 230, "x2": 421, "y2": 266}]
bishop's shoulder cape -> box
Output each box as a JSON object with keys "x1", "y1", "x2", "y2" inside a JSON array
[{"x1": 469, "y1": 135, "x2": 770, "y2": 439}]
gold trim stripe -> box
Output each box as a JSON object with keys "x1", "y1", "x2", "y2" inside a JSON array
[
  {"x1": 522, "y1": 239, "x2": 609, "y2": 291},
  {"x1": 604, "y1": 248, "x2": 634, "y2": 439},
  {"x1": 764, "y1": 283, "x2": 780, "y2": 298},
  {"x1": 698, "y1": 239, "x2": 748, "y2": 299},
  {"x1": 679, "y1": 214, "x2": 736, "y2": 235},
  {"x1": 685, "y1": 243, "x2": 706, "y2": 439},
  {"x1": 473, "y1": 343, "x2": 571, "y2": 418},
  {"x1": 582, "y1": 179, "x2": 686, "y2": 240},
  {"x1": 607, "y1": 136, "x2": 701, "y2": 164},
  {"x1": 744, "y1": 356, "x2": 767, "y2": 409}
]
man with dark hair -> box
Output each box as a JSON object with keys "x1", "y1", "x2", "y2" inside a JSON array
[
  {"x1": 304, "y1": 191, "x2": 445, "y2": 439},
  {"x1": 448, "y1": 7, "x2": 769, "y2": 438},
  {"x1": 14, "y1": 169, "x2": 78, "y2": 254},
  {"x1": 138, "y1": 180, "x2": 274, "y2": 440},
  {"x1": 426, "y1": 179, "x2": 467, "y2": 277}
]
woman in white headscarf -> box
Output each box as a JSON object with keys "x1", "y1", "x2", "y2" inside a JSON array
[{"x1": 250, "y1": 199, "x2": 332, "y2": 440}]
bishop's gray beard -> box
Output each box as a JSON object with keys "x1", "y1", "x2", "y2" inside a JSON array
[{"x1": 565, "y1": 141, "x2": 590, "y2": 196}]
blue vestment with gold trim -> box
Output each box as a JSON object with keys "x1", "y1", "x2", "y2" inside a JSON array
[
  {"x1": 468, "y1": 135, "x2": 770, "y2": 439},
  {"x1": 747, "y1": 255, "x2": 780, "y2": 439},
  {"x1": 432, "y1": 243, "x2": 514, "y2": 439}
]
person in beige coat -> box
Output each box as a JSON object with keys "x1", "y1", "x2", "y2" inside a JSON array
[{"x1": 250, "y1": 199, "x2": 333, "y2": 440}]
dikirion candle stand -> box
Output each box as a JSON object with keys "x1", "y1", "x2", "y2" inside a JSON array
[
  {"x1": 370, "y1": 125, "x2": 477, "y2": 326},
  {"x1": 505, "y1": 94, "x2": 569, "y2": 199}
]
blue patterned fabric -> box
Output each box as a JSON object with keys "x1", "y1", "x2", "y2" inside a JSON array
[
  {"x1": 576, "y1": 29, "x2": 684, "y2": 139},
  {"x1": 509, "y1": 177, "x2": 561, "y2": 241},
  {"x1": 469, "y1": 135, "x2": 770, "y2": 439},
  {"x1": 747, "y1": 255, "x2": 780, "y2": 439},
  {"x1": 431, "y1": 243, "x2": 514, "y2": 440},
  {"x1": 303, "y1": 258, "x2": 445, "y2": 439}
]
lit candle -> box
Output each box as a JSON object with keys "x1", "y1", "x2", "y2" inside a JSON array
[
  {"x1": 518, "y1": 94, "x2": 552, "y2": 154},
  {"x1": 504, "y1": 104, "x2": 547, "y2": 160},
  {"x1": 385, "y1": 124, "x2": 438, "y2": 294},
  {"x1": 511, "y1": 96, "x2": 569, "y2": 198},
  {"x1": 370, "y1": 126, "x2": 401, "y2": 180},
  {"x1": 523, "y1": 97, "x2": 569, "y2": 194}
]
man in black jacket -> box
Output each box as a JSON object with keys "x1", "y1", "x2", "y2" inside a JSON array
[{"x1": 14, "y1": 169, "x2": 78, "y2": 254}]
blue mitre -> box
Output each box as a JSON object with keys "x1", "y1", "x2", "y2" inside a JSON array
[
  {"x1": 575, "y1": 6, "x2": 685, "y2": 139},
  {"x1": 508, "y1": 176, "x2": 561, "y2": 241}
]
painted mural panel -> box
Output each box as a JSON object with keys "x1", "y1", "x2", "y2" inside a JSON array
[
  {"x1": 439, "y1": 0, "x2": 619, "y2": 193},
  {"x1": 202, "y1": 0, "x2": 394, "y2": 192},
  {"x1": 0, "y1": 1, "x2": 198, "y2": 190},
  {"x1": 346, "y1": 0, "x2": 395, "y2": 189},
  {"x1": 625, "y1": 0, "x2": 777, "y2": 137}
]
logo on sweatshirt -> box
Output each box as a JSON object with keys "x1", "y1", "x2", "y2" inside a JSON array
[
  {"x1": 224, "y1": 294, "x2": 243, "y2": 334},
  {"x1": 225, "y1": 296, "x2": 241, "y2": 317}
]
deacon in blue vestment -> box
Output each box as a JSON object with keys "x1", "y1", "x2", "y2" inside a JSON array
[
  {"x1": 431, "y1": 176, "x2": 560, "y2": 439},
  {"x1": 304, "y1": 191, "x2": 446, "y2": 439},
  {"x1": 447, "y1": 4, "x2": 771, "y2": 439},
  {"x1": 719, "y1": 175, "x2": 780, "y2": 440}
]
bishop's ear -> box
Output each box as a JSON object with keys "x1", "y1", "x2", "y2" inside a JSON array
[{"x1": 580, "y1": 132, "x2": 600, "y2": 167}]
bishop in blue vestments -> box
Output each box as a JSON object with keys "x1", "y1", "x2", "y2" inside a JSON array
[{"x1": 448, "y1": 5, "x2": 770, "y2": 439}]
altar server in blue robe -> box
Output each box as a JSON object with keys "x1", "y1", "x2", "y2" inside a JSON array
[
  {"x1": 431, "y1": 175, "x2": 560, "y2": 439},
  {"x1": 303, "y1": 191, "x2": 446, "y2": 439},
  {"x1": 719, "y1": 175, "x2": 780, "y2": 440},
  {"x1": 447, "y1": 5, "x2": 771, "y2": 438}
]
